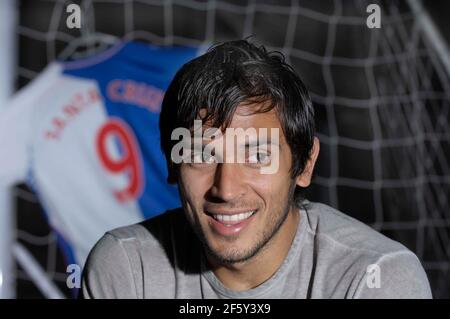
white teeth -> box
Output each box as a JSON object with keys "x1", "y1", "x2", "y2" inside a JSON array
[{"x1": 212, "y1": 211, "x2": 255, "y2": 223}]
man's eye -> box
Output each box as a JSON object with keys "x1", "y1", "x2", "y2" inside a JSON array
[{"x1": 248, "y1": 152, "x2": 271, "y2": 165}]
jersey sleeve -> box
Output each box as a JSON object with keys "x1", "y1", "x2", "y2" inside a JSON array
[
  {"x1": 0, "y1": 89, "x2": 34, "y2": 185},
  {"x1": 0, "y1": 63, "x2": 62, "y2": 186}
]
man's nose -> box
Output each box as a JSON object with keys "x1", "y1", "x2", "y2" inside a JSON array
[{"x1": 209, "y1": 163, "x2": 246, "y2": 202}]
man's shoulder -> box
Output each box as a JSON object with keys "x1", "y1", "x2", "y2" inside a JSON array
[
  {"x1": 97, "y1": 208, "x2": 202, "y2": 268},
  {"x1": 300, "y1": 201, "x2": 432, "y2": 298},
  {"x1": 302, "y1": 200, "x2": 410, "y2": 257},
  {"x1": 82, "y1": 208, "x2": 199, "y2": 298},
  {"x1": 101, "y1": 207, "x2": 201, "y2": 264},
  {"x1": 106, "y1": 207, "x2": 189, "y2": 243},
  {"x1": 86, "y1": 209, "x2": 188, "y2": 267}
]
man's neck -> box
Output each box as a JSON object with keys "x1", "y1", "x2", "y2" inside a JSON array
[{"x1": 206, "y1": 206, "x2": 301, "y2": 291}]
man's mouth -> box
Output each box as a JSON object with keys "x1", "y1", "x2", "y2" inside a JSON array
[
  {"x1": 210, "y1": 210, "x2": 256, "y2": 224},
  {"x1": 205, "y1": 210, "x2": 257, "y2": 236}
]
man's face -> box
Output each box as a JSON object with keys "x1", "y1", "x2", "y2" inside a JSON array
[{"x1": 177, "y1": 103, "x2": 298, "y2": 264}]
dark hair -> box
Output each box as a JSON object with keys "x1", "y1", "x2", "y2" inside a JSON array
[{"x1": 159, "y1": 39, "x2": 315, "y2": 198}]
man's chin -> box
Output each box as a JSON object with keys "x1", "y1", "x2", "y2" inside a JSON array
[
  {"x1": 203, "y1": 239, "x2": 260, "y2": 265},
  {"x1": 192, "y1": 222, "x2": 261, "y2": 264},
  {"x1": 206, "y1": 251, "x2": 252, "y2": 265}
]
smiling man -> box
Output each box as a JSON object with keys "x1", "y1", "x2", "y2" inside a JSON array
[{"x1": 81, "y1": 40, "x2": 432, "y2": 299}]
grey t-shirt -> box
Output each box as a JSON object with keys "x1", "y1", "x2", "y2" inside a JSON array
[{"x1": 81, "y1": 200, "x2": 432, "y2": 299}]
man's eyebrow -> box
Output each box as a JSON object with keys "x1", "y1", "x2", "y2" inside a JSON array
[{"x1": 243, "y1": 139, "x2": 279, "y2": 148}]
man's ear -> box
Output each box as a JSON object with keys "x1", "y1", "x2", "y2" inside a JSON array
[{"x1": 296, "y1": 137, "x2": 320, "y2": 188}]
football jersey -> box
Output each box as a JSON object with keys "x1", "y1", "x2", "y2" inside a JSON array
[{"x1": 0, "y1": 41, "x2": 201, "y2": 266}]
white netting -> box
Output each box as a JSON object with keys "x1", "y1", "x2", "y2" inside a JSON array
[{"x1": 13, "y1": 0, "x2": 450, "y2": 297}]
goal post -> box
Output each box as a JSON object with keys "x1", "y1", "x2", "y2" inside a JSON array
[
  {"x1": 0, "y1": 187, "x2": 15, "y2": 299},
  {"x1": 0, "y1": 0, "x2": 17, "y2": 300}
]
